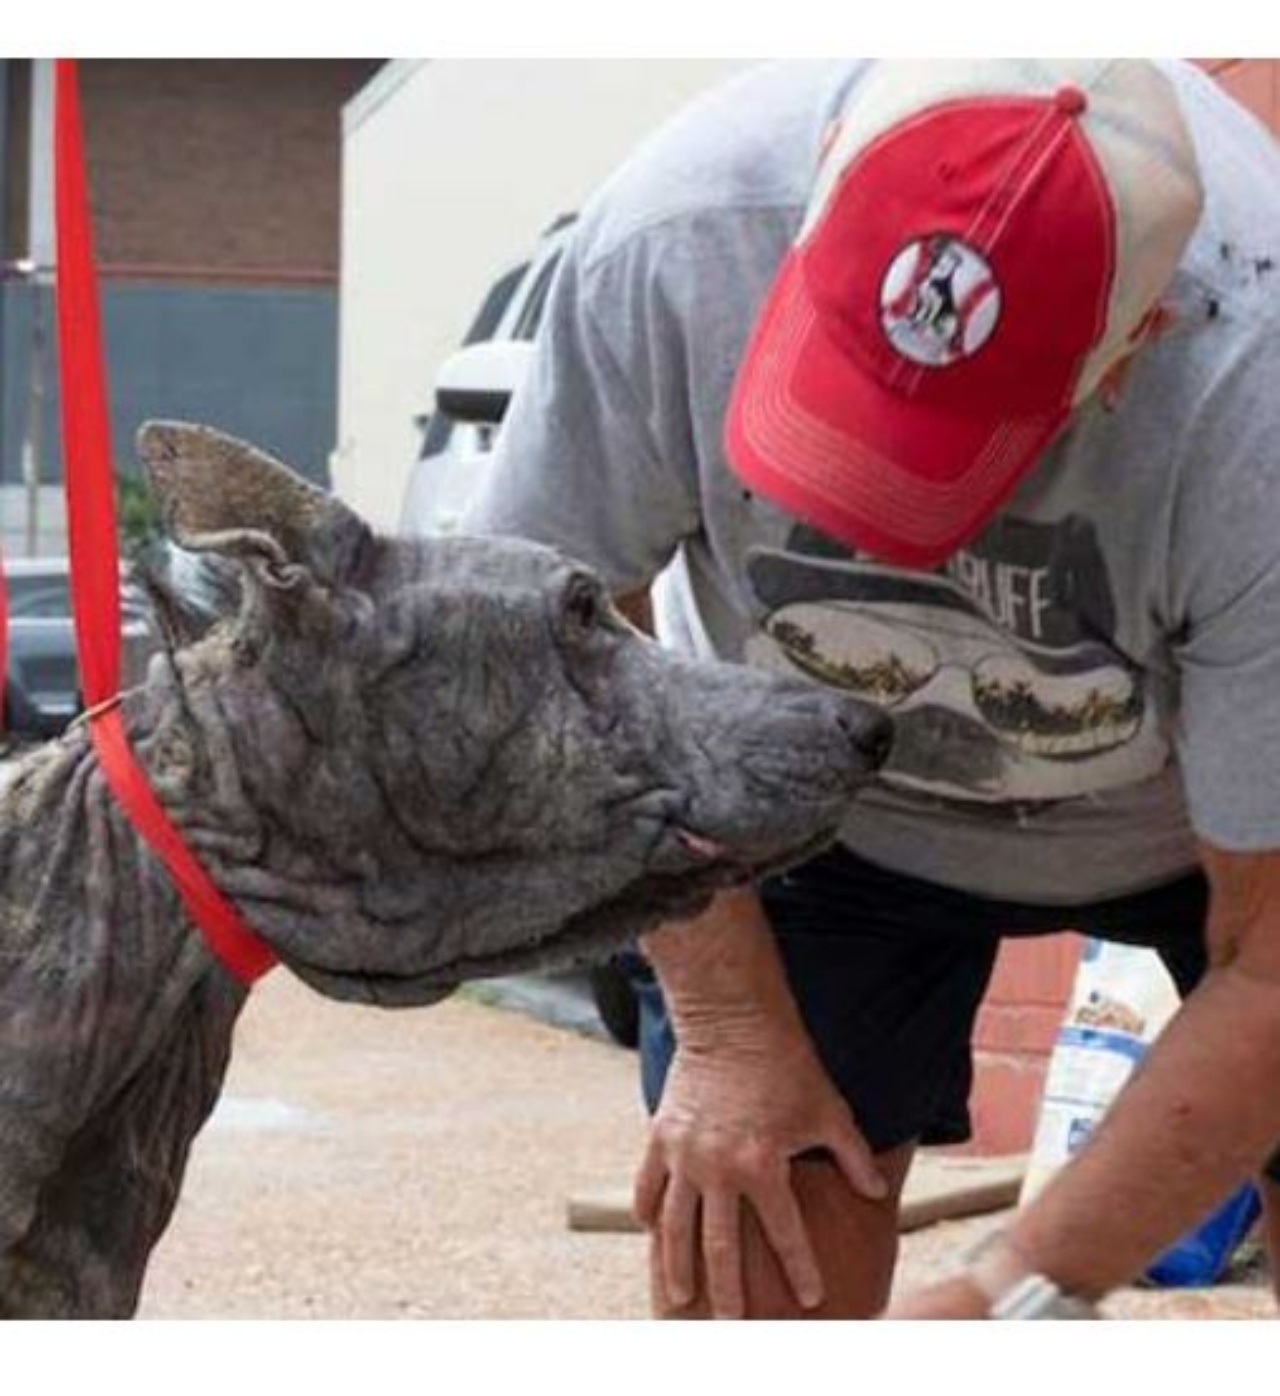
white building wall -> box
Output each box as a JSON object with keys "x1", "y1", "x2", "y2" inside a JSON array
[{"x1": 334, "y1": 58, "x2": 746, "y2": 528}]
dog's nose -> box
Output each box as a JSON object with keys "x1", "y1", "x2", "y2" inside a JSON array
[{"x1": 838, "y1": 706, "x2": 894, "y2": 770}]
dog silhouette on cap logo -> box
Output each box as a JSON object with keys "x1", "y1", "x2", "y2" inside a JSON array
[{"x1": 881, "y1": 235, "x2": 1001, "y2": 367}]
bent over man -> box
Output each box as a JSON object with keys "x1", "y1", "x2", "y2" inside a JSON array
[{"x1": 464, "y1": 58, "x2": 1280, "y2": 1318}]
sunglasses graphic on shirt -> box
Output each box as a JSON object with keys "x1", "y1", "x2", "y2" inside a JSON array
[{"x1": 762, "y1": 602, "x2": 1142, "y2": 760}]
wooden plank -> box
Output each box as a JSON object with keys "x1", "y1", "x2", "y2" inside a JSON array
[
  {"x1": 566, "y1": 1153, "x2": 1026, "y2": 1234},
  {"x1": 897, "y1": 1153, "x2": 1025, "y2": 1233},
  {"x1": 567, "y1": 1192, "x2": 644, "y2": 1233}
]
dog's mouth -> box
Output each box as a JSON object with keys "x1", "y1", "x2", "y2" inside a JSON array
[{"x1": 281, "y1": 822, "x2": 839, "y2": 1009}]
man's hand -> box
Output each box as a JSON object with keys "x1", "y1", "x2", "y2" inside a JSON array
[
  {"x1": 635, "y1": 889, "x2": 886, "y2": 1318},
  {"x1": 882, "y1": 1277, "x2": 991, "y2": 1319},
  {"x1": 634, "y1": 1029, "x2": 887, "y2": 1318}
]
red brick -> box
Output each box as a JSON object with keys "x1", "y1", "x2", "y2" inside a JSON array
[
  {"x1": 960, "y1": 939, "x2": 1082, "y2": 1151},
  {"x1": 983, "y1": 934, "x2": 1082, "y2": 1007},
  {"x1": 966, "y1": 1054, "x2": 1051, "y2": 1156},
  {"x1": 973, "y1": 1001, "x2": 1065, "y2": 1057}
]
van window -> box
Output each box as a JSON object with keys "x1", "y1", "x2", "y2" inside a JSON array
[
  {"x1": 512, "y1": 251, "x2": 565, "y2": 341},
  {"x1": 466, "y1": 262, "x2": 530, "y2": 346}
]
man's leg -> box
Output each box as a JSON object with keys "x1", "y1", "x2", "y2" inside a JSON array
[{"x1": 650, "y1": 1144, "x2": 916, "y2": 1319}]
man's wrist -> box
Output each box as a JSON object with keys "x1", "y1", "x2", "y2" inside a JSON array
[
  {"x1": 960, "y1": 1231, "x2": 1102, "y2": 1320},
  {"x1": 963, "y1": 1229, "x2": 1036, "y2": 1304},
  {"x1": 642, "y1": 888, "x2": 813, "y2": 1047}
]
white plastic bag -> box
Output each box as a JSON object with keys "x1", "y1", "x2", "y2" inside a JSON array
[{"x1": 1020, "y1": 938, "x2": 1179, "y2": 1203}]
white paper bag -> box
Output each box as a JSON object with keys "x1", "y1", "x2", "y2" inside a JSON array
[{"x1": 1020, "y1": 939, "x2": 1180, "y2": 1203}]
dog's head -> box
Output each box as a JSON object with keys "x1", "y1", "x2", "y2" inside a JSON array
[{"x1": 139, "y1": 423, "x2": 891, "y2": 1005}]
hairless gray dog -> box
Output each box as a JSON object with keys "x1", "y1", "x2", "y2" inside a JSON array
[{"x1": 0, "y1": 423, "x2": 890, "y2": 1316}]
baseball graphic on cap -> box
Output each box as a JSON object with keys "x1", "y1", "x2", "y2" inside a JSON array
[{"x1": 881, "y1": 234, "x2": 1002, "y2": 368}]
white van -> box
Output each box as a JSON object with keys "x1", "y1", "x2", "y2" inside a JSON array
[{"x1": 400, "y1": 214, "x2": 576, "y2": 538}]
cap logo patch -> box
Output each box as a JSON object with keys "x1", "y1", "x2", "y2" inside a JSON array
[{"x1": 880, "y1": 235, "x2": 1002, "y2": 367}]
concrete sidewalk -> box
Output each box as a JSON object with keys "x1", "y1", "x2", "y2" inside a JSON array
[{"x1": 139, "y1": 973, "x2": 1270, "y2": 1319}]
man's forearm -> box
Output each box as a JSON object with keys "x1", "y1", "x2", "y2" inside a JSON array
[
  {"x1": 1006, "y1": 960, "x2": 1280, "y2": 1297},
  {"x1": 640, "y1": 887, "x2": 812, "y2": 1052}
]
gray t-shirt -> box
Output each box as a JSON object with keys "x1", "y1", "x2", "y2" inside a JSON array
[{"x1": 463, "y1": 59, "x2": 1280, "y2": 904}]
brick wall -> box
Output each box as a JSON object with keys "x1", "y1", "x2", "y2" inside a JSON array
[
  {"x1": 80, "y1": 60, "x2": 381, "y2": 281},
  {"x1": 0, "y1": 60, "x2": 383, "y2": 498},
  {"x1": 967, "y1": 57, "x2": 1280, "y2": 1155},
  {"x1": 970, "y1": 936, "x2": 1085, "y2": 1153}
]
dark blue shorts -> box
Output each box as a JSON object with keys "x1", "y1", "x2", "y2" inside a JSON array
[{"x1": 631, "y1": 842, "x2": 1280, "y2": 1178}]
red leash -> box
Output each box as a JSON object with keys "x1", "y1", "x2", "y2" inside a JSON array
[{"x1": 54, "y1": 59, "x2": 275, "y2": 985}]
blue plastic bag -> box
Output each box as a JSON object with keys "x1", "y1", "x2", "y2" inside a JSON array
[{"x1": 1143, "y1": 1182, "x2": 1261, "y2": 1288}]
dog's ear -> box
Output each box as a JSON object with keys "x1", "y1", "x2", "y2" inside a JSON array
[{"x1": 138, "y1": 421, "x2": 371, "y2": 592}]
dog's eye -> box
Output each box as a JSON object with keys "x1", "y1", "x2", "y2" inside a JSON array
[{"x1": 562, "y1": 574, "x2": 604, "y2": 636}]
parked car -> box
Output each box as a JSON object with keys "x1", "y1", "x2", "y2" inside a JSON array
[
  {"x1": 4, "y1": 556, "x2": 153, "y2": 739},
  {"x1": 401, "y1": 214, "x2": 646, "y2": 1049}
]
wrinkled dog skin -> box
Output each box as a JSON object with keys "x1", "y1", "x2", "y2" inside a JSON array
[{"x1": 0, "y1": 423, "x2": 891, "y2": 1317}]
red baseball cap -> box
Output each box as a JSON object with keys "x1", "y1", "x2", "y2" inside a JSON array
[{"x1": 726, "y1": 59, "x2": 1204, "y2": 569}]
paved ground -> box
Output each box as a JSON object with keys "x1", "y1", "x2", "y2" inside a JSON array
[{"x1": 138, "y1": 972, "x2": 1272, "y2": 1320}]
